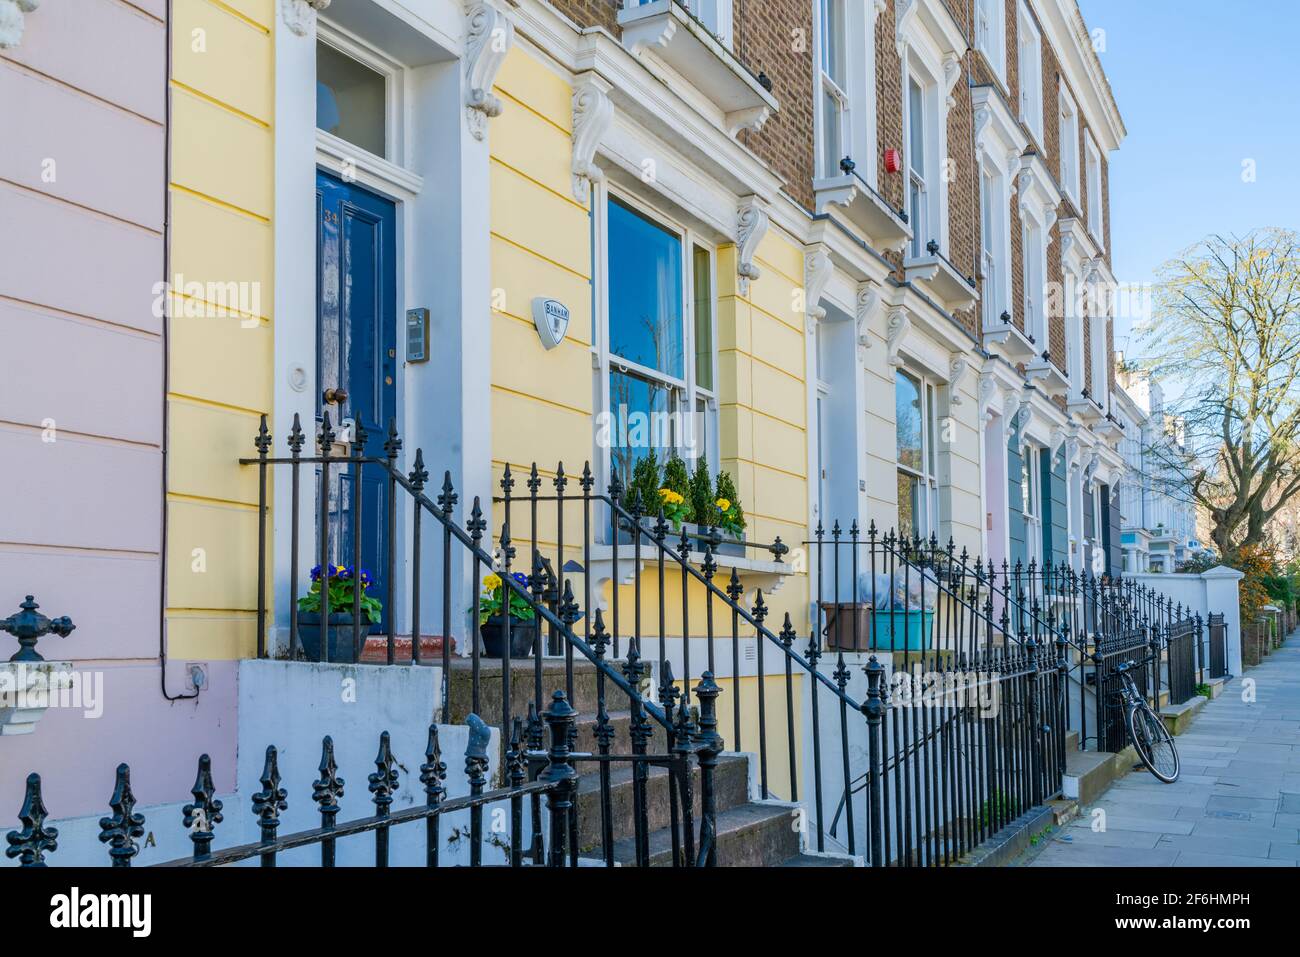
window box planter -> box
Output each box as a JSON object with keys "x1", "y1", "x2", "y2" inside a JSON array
[
  {"x1": 684, "y1": 523, "x2": 746, "y2": 558},
  {"x1": 479, "y1": 615, "x2": 538, "y2": 659},
  {"x1": 297, "y1": 611, "x2": 379, "y2": 664},
  {"x1": 819, "y1": 603, "x2": 935, "y2": 652}
]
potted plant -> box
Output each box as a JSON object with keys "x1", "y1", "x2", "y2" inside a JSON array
[
  {"x1": 474, "y1": 571, "x2": 538, "y2": 658},
  {"x1": 297, "y1": 564, "x2": 382, "y2": 663},
  {"x1": 712, "y1": 469, "x2": 747, "y2": 557},
  {"x1": 620, "y1": 451, "x2": 661, "y2": 542},
  {"x1": 658, "y1": 453, "x2": 693, "y2": 532}
]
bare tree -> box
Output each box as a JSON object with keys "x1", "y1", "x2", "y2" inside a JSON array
[{"x1": 1138, "y1": 229, "x2": 1300, "y2": 561}]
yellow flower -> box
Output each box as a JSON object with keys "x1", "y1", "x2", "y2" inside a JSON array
[
  {"x1": 658, "y1": 488, "x2": 683, "y2": 505},
  {"x1": 483, "y1": 572, "x2": 502, "y2": 593},
  {"x1": 716, "y1": 498, "x2": 732, "y2": 512}
]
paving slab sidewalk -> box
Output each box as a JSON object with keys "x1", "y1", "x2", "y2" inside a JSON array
[{"x1": 1024, "y1": 633, "x2": 1300, "y2": 867}]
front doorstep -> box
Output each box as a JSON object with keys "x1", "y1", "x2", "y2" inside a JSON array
[{"x1": 358, "y1": 634, "x2": 457, "y2": 664}]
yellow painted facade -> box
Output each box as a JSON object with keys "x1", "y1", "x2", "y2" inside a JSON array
[
  {"x1": 165, "y1": 0, "x2": 275, "y2": 661},
  {"x1": 486, "y1": 46, "x2": 810, "y2": 799}
]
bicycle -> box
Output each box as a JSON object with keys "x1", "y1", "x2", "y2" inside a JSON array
[{"x1": 1115, "y1": 657, "x2": 1180, "y2": 783}]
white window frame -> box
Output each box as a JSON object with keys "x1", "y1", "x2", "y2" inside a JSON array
[
  {"x1": 903, "y1": 63, "x2": 941, "y2": 259},
  {"x1": 1016, "y1": 2, "x2": 1043, "y2": 144},
  {"x1": 980, "y1": 163, "x2": 1000, "y2": 330},
  {"x1": 975, "y1": 0, "x2": 1006, "y2": 83},
  {"x1": 896, "y1": 368, "x2": 941, "y2": 542},
  {"x1": 1089, "y1": 311, "x2": 1109, "y2": 408},
  {"x1": 592, "y1": 184, "x2": 720, "y2": 504},
  {"x1": 316, "y1": 21, "x2": 405, "y2": 166},
  {"x1": 1058, "y1": 86, "x2": 1080, "y2": 204},
  {"x1": 1022, "y1": 443, "x2": 1044, "y2": 568},
  {"x1": 815, "y1": 0, "x2": 850, "y2": 179},
  {"x1": 1067, "y1": 275, "x2": 1086, "y2": 392},
  {"x1": 1085, "y1": 132, "x2": 1104, "y2": 247},
  {"x1": 682, "y1": 0, "x2": 734, "y2": 48},
  {"x1": 1021, "y1": 218, "x2": 1047, "y2": 348}
]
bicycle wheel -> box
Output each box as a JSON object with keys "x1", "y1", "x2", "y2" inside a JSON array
[{"x1": 1126, "y1": 699, "x2": 1180, "y2": 783}]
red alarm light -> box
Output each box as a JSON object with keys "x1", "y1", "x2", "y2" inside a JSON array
[{"x1": 884, "y1": 148, "x2": 903, "y2": 174}]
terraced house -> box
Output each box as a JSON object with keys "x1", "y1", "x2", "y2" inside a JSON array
[{"x1": 3, "y1": 0, "x2": 1222, "y2": 871}]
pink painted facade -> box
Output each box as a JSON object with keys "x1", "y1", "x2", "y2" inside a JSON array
[{"x1": 0, "y1": 0, "x2": 236, "y2": 819}]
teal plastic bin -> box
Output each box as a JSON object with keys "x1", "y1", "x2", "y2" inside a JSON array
[{"x1": 870, "y1": 609, "x2": 935, "y2": 651}]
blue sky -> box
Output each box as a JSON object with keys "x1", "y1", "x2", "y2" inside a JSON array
[{"x1": 1076, "y1": 0, "x2": 1300, "y2": 354}]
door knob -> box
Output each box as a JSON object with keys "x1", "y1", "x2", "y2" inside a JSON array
[{"x1": 323, "y1": 388, "x2": 349, "y2": 405}]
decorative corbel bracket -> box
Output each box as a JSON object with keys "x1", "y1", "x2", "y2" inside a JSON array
[
  {"x1": 973, "y1": 105, "x2": 993, "y2": 155},
  {"x1": 726, "y1": 106, "x2": 772, "y2": 137},
  {"x1": 1002, "y1": 386, "x2": 1026, "y2": 434},
  {"x1": 280, "y1": 0, "x2": 329, "y2": 38},
  {"x1": 1082, "y1": 451, "x2": 1101, "y2": 490},
  {"x1": 856, "y1": 283, "x2": 881, "y2": 359},
  {"x1": 978, "y1": 371, "x2": 998, "y2": 424},
  {"x1": 802, "y1": 245, "x2": 833, "y2": 333},
  {"x1": 621, "y1": 12, "x2": 677, "y2": 56},
  {"x1": 943, "y1": 52, "x2": 962, "y2": 109},
  {"x1": 571, "y1": 72, "x2": 614, "y2": 203},
  {"x1": 947, "y1": 353, "x2": 969, "y2": 405},
  {"x1": 1049, "y1": 426, "x2": 1068, "y2": 469},
  {"x1": 465, "y1": 2, "x2": 514, "y2": 142},
  {"x1": 885, "y1": 307, "x2": 910, "y2": 368},
  {"x1": 1065, "y1": 434, "x2": 1082, "y2": 473},
  {"x1": 736, "y1": 196, "x2": 769, "y2": 296},
  {"x1": 0, "y1": 0, "x2": 40, "y2": 49}
]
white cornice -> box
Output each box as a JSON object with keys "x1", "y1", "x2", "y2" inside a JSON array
[
  {"x1": 1030, "y1": 0, "x2": 1125, "y2": 152},
  {"x1": 1057, "y1": 216, "x2": 1098, "y2": 274},
  {"x1": 971, "y1": 86, "x2": 1028, "y2": 176},
  {"x1": 510, "y1": 2, "x2": 783, "y2": 207},
  {"x1": 897, "y1": 0, "x2": 966, "y2": 62}
]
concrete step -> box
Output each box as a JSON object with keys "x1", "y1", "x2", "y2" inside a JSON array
[
  {"x1": 1062, "y1": 744, "x2": 1138, "y2": 805},
  {"x1": 1159, "y1": 694, "x2": 1207, "y2": 735},
  {"x1": 571, "y1": 708, "x2": 668, "y2": 755},
  {"x1": 573, "y1": 753, "x2": 750, "y2": 852},
  {"x1": 445, "y1": 657, "x2": 619, "y2": 724},
  {"x1": 611, "y1": 801, "x2": 802, "y2": 867},
  {"x1": 777, "y1": 852, "x2": 857, "y2": 867}
]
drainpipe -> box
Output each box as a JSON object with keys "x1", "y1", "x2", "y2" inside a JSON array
[{"x1": 159, "y1": 0, "x2": 198, "y2": 702}]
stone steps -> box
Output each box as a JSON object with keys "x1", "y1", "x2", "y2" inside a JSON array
[
  {"x1": 610, "y1": 802, "x2": 803, "y2": 867},
  {"x1": 444, "y1": 658, "x2": 846, "y2": 866}
]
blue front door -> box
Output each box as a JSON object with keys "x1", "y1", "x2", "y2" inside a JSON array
[{"x1": 316, "y1": 170, "x2": 397, "y2": 627}]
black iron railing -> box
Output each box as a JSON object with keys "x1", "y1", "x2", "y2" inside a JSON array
[
  {"x1": 1165, "y1": 615, "x2": 1199, "y2": 706},
  {"x1": 8, "y1": 415, "x2": 1213, "y2": 868},
  {"x1": 6, "y1": 717, "x2": 579, "y2": 868},
  {"x1": 1207, "y1": 612, "x2": 1228, "y2": 679}
]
